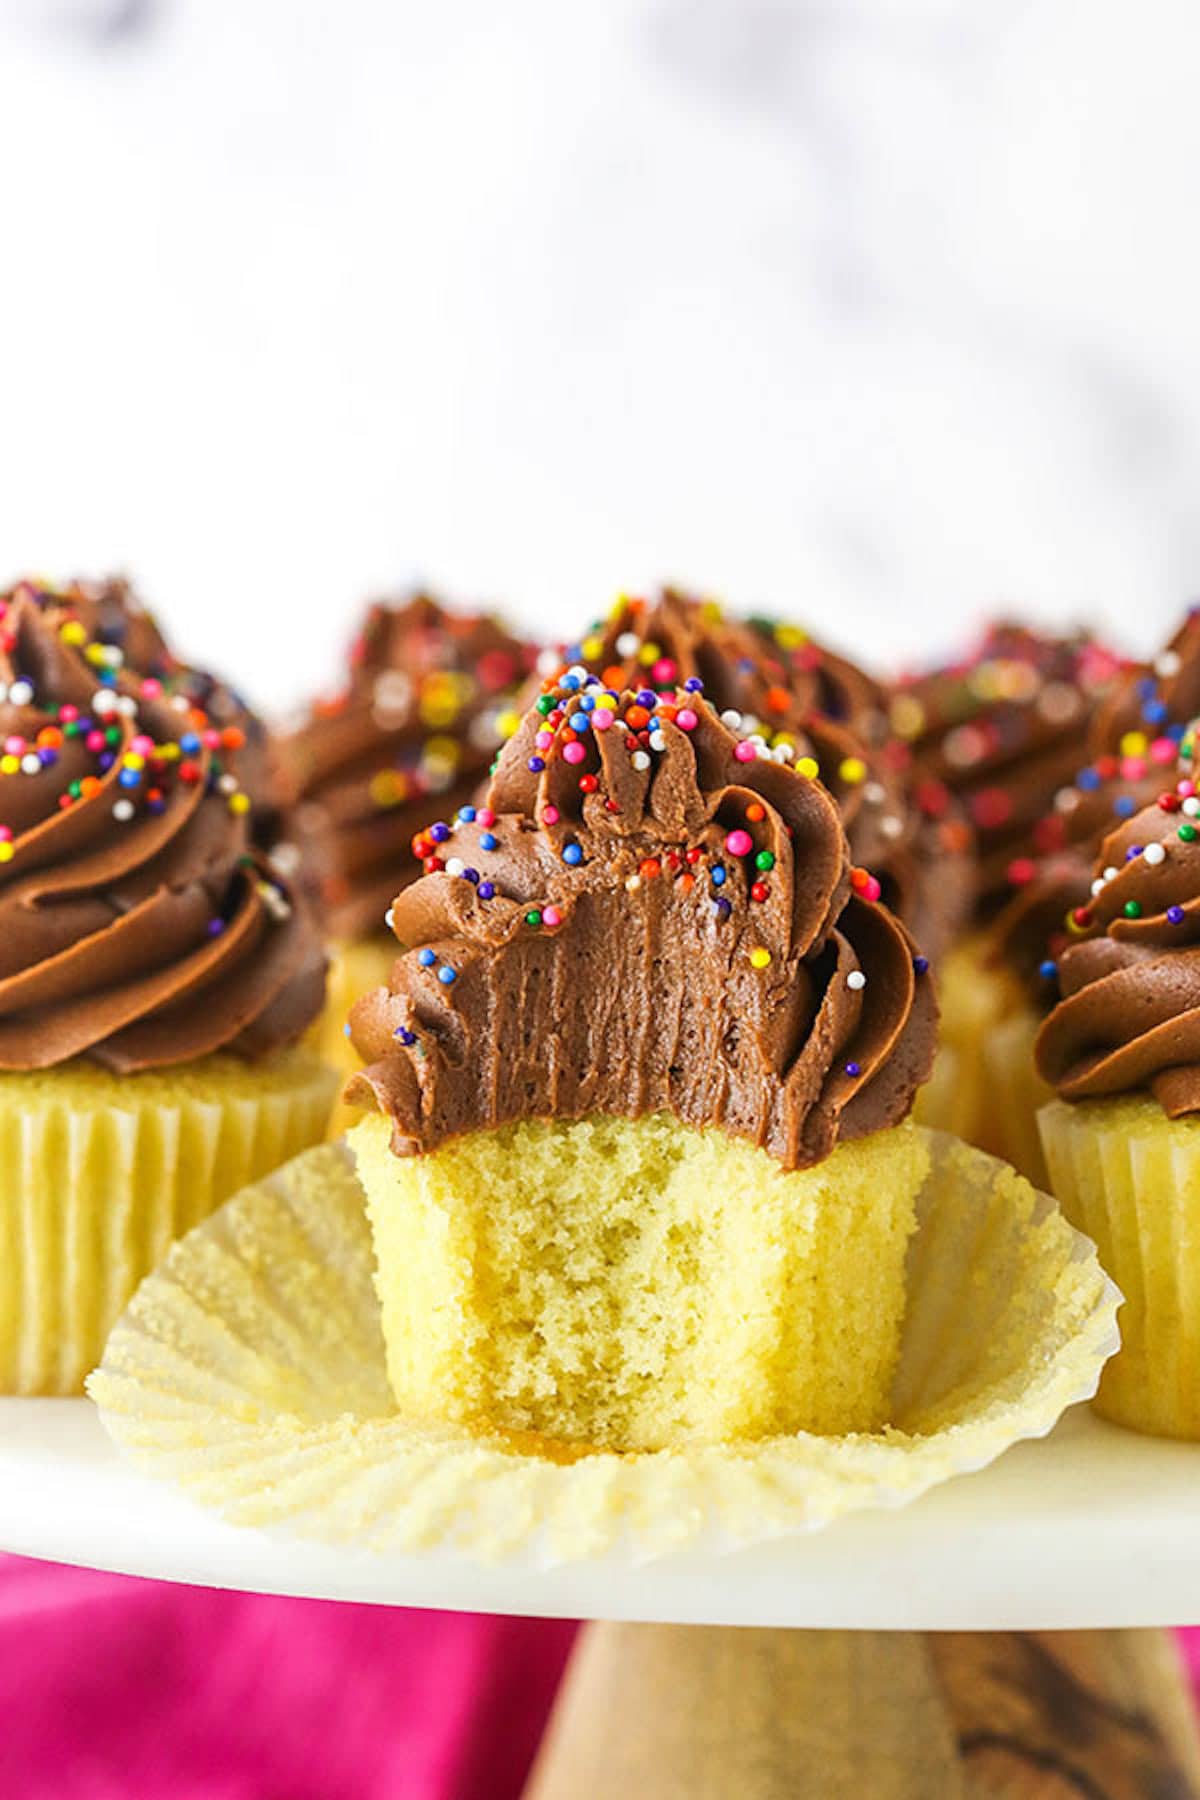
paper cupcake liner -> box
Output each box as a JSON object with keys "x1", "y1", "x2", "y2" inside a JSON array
[
  {"x1": 0, "y1": 1051, "x2": 338, "y2": 1395},
  {"x1": 307, "y1": 937, "x2": 397, "y2": 1138},
  {"x1": 90, "y1": 1129, "x2": 1120, "y2": 1563},
  {"x1": 982, "y1": 1007, "x2": 1054, "y2": 1190},
  {"x1": 1039, "y1": 1096, "x2": 1200, "y2": 1439}
]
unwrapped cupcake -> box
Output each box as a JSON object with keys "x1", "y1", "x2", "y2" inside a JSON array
[
  {"x1": 0, "y1": 577, "x2": 336, "y2": 1393},
  {"x1": 1037, "y1": 716, "x2": 1200, "y2": 1439},
  {"x1": 275, "y1": 594, "x2": 535, "y2": 1107}
]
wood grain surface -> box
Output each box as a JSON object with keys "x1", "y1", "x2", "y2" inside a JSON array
[{"x1": 524, "y1": 1624, "x2": 1200, "y2": 1798}]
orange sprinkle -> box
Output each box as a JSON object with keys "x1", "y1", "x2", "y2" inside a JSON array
[
  {"x1": 626, "y1": 705, "x2": 651, "y2": 730},
  {"x1": 746, "y1": 802, "x2": 766, "y2": 823},
  {"x1": 602, "y1": 665, "x2": 625, "y2": 689},
  {"x1": 765, "y1": 685, "x2": 791, "y2": 715},
  {"x1": 639, "y1": 857, "x2": 662, "y2": 879}
]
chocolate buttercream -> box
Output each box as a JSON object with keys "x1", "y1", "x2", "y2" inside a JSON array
[
  {"x1": 346, "y1": 673, "x2": 937, "y2": 1170},
  {"x1": 890, "y1": 622, "x2": 1125, "y2": 922},
  {"x1": 537, "y1": 590, "x2": 973, "y2": 960},
  {"x1": 0, "y1": 581, "x2": 324, "y2": 1070},
  {"x1": 1036, "y1": 727, "x2": 1200, "y2": 1115},
  {"x1": 277, "y1": 595, "x2": 535, "y2": 942}
]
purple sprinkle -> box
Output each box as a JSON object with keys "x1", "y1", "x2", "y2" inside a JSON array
[
  {"x1": 913, "y1": 955, "x2": 929, "y2": 975},
  {"x1": 207, "y1": 918, "x2": 224, "y2": 937},
  {"x1": 477, "y1": 880, "x2": 495, "y2": 900},
  {"x1": 636, "y1": 688, "x2": 656, "y2": 708},
  {"x1": 712, "y1": 896, "x2": 732, "y2": 920},
  {"x1": 394, "y1": 1026, "x2": 416, "y2": 1046},
  {"x1": 429, "y1": 821, "x2": 451, "y2": 844},
  {"x1": 1169, "y1": 905, "x2": 1186, "y2": 925},
  {"x1": 845, "y1": 1061, "x2": 861, "y2": 1078},
  {"x1": 1125, "y1": 845, "x2": 1143, "y2": 861},
  {"x1": 462, "y1": 866, "x2": 479, "y2": 884},
  {"x1": 38, "y1": 747, "x2": 57, "y2": 768},
  {"x1": 684, "y1": 677, "x2": 704, "y2": 692},
  {"x1": 98, "y1": 752, "x2": 115, "y2": 773},
  {"x1": 527, "y1": 756, "x2": 545, "y2": 773}
]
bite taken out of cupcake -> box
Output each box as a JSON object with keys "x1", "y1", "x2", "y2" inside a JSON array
[
  {"x1": 343, "y1": 664, "x2": 938, "y2": 1454},
  {"x1": 0, "y1": 577, "x2": 337, "y2": 1394},
  {"x1": 1036, "y1": 716, "x2": 1200, "y2": 1440},
  {"x1": 274, "y1": 593, "x2": 536, "y2": 1110}
]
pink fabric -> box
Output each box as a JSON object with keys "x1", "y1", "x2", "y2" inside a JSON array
[{"x1": 0, "y1": 1557, "x2": 576, "y2": 1800}]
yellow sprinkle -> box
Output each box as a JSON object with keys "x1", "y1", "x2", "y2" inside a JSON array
[
  {"x1": 495, "y1": 709, "x2": 521, "y2": 741},
  {"x1": 1120, "y1": 731, "x2": 1148, "y2": 758},
  {"x1": 609, "y1": 594, "x2": 632, "y2": 620},
  {"x1": 795, "y1": 756, "x2": 820, "y2": 780},
  {"x1": 580, "y1": 635, "x2": 603, "y2": 661},
  {"x1": 59, "y1": 621, "x2": 86, "y2": 646},
  {"x1": 84, "y1": 643, "x2": 107, "y2": 666},
  {"x1": 0, "y1": 756, "x2": 17, "y2": 775},
  {"x1": 0, "y1": 843, "x2": 12, "y2": 862},
  {"x1": 227, "y1": 791, "x2": 251, "y2": 815},
  {"x1": 890, "y1": 695, "x2": 925, "y2": 740},
  {"x1": 637, "y1": 641, "x2": 661, "y2": 666},
  {"x1": 123, "y1": 752, "x2": 145, "y2": 771},
  {"x1": 838, "y1": 756, "x2": 867, "y2": 785},
  {"x1": 749, "y1": 946, "x2": 772, "y2": 969},
  {"x1": 700, "y1": 599, "x2": 724, "y2": 622},
  {"x1": 774, "y1": 623, "x2": 807, "y2": 650},
  {"x1": 157, "y1": 742, "x2": 181, "y2": 761}
]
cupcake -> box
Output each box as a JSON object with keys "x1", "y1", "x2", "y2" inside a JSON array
[
  {"x1": 1035, "y1": 720, "x2": 1200, "y2": 1437},
  {"x1": 982, "y1": 610, "x2": 1200, "y2": 1182},
  {"x1": 344, "y1": 667, "x2": 937, "y2": 1452},
  {"x1": 542, "y1": 589, "x2": 974, "y2": 964},
  {"x1": 0, "y1": 578, "x2": 336, "y2": 1393},
  {"x1": 275, "y1": 594, "x2": 535, "y2": 1115},
  {"x1": 890, "y1": 621, "x2": 1127, "y2": 1149}
]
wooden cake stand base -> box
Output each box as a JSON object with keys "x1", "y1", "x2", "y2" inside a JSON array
[{"x1": 526, "y1": 1624, "x2": 1200, "y2": 1798}]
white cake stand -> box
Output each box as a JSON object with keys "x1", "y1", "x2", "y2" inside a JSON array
[{"x1": 4, "y1": 1395, "x2": 1200, "y2": 1794}]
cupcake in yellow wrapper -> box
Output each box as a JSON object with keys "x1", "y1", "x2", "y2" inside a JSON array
[
  {"x1": 275, "y1": 593, "x2": 536, "y2": 1096},
  {"x1": 1035, "y1": 719, "x2": 1200, "y2": 1439},
  {"x1": 88, "y1": 1131, "x2": 1118, "y2": 1561},
  {"x1": 0, "y1": 1050, "x2": 336, "y2": 1393},
  {"x1": 309, "y1": 936, "x2": 396, "y2": 1137},
  {"x1": 0, "y1": 579, "x2": 334, "y2": 1393},
  {"x1": 912, "y1": 933, "x2": 1024, "y2": 1151}
]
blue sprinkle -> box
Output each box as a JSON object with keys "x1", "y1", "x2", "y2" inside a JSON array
[
  {"x1": 1170, "y1": 722, "x2": 1187, "y2": 741},
  {"x1": 569, "y1": 712, "x2": 589, "y2": 733},
  {"x1": 845, "y1": 1061, "x2": 861, "y2": 1078},
  {"x1": 1143, "y1": 699, "x2": 1168, "y2": 725},
  {"x1": 429, "y1": 821, "x2": 451, "y2": 843},
  {"x1": 1125, "y1": 844, "x2": 1143, "y2": 861},
  {"x1": 562, "y1": 842, "x2": 583, "y2": 865},
  {"x1": 418, "y1": 947, "x2": 437, "y2": 967},
  {"x1": 1114, "y1": 795, "x2": 1136, "y2": 818},
  {"x1": 1077, "y1": 768, "x2": 1101, "y2": 792},
  {"x1": 561, "y1": 674, "x2": 581, "y2": 692},
  {"x1": 1169, "y1": 905, "x2": 1186, "y2": 925},
  {"x1": 394, "y1": 1025, "x2": 417, "y2": 1045},
  {"x1": 578, "y1": 694, "x2": 596, "y2": 712},
  {"x1": 179, "y1": 732, "x2": 201, "y2": 754},
  {"x1": 117, "y1": 768, "x2": 140, "y2": 789},
  {"x1": 527, "y1": 756, "x2": 545, "y2": 773},
  {"x1": 1039, "y1": 959, "x2": 1057, "y2": 980},
  {"x1": 478, "y1": 880, "x2": 495, "y2": 900},
  {"x1": 636, "y1": 688, "x2": 656, "y2": 708},
  {"x1": 458, "y1": 805, "x2": 476, "y2": 823},
  {"x1": 711, "y1": 865, "x2": 726, "y2": 887},
  {"x1": 343, "y1": 1023, "x2": 352, "y2": 1038},
  {"x1": 437, "y1": 964, "x2": 457, "y2": 985},
  {"x1": 1137, "y1": 676, "x2": 1158, "y2": 700},
  {"x1": 462, "y1": 866, "x2": 479, "y2": 884},
  {"x1": 913, "y1": 955, "x2": 929, "y2": 975},
  {"x1": 737, "y1": 657, "x2": 754, "y2": 673},
  {"x1": 479, "y1": 832, "x2": 498, "y2": 851},
  {"x1": 684, "y1": 677, "x2": 704, "y2": 692}
]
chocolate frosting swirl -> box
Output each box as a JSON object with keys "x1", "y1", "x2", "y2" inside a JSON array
[
  {"x1": 277, "y1": 595, "x2": 535, "y2": 941},
  {"x1": 1036, "y1": 733, "x2": 1200, "y2": 1115},
  {"x1": 0, "y1": 581, "x2": 324, "y2": 1070},
  {"x1": 347, "y1": 673, "x2": 937, "y2": 1170},
  {"x1": 890, "y1": 622, "x2": 1125, "y2": 922},
  {"x1": 537, "y1": 589, "x2": 973, "y2": 960}
]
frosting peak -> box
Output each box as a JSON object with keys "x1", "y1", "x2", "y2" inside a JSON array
[
  {"x1": 0, "y1": 579, "x2": 324, "y2": 1070},
  {"x1": 347, "y1": 672, "x2": 937, "y2": 1169}
]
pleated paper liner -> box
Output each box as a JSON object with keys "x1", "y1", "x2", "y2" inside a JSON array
[
  {"x1": 1040, "y1": 1096, "x2": 1200, "y2": 1440},
  {"x1": 982, "y1": 1007, "x2": 1054, "y2": 1190},
  {"x1": 0, "y1": 1050, "x2": 338, "y2": 1395},
  {"x1": 89, "y1": 1127, "x2": 1120, "y2": 1562},
  {"x1": 306, "y1": 937, "x2": 397, "y2": 1139},
  {"x1": 916, "y1": 935, "x2": 1026, "y2": 1158}
]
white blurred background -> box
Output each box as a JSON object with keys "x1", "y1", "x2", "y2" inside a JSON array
[{"x1": 0, "y1": 0, "x2": 1197, "y2": 711}]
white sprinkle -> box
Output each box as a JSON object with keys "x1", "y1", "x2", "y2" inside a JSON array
[
  {"x1": 1184, "y1": 797, "x2": 1200, "y2": 818},
  {"x1": 19, "y1": 754, "x2": 40, "y2": 775},
  {"x1": 92, "y1": 689, "x2": 117, "y2": 715},
  {"x1": 741, "y1": 714, "x2": 761, "y2": 736},
  {"x1": 772, "y1": 744, "x2": 792, "y2": 763},
  {"x1": 445, "y1": 857, "x2": 466, "y2": 877},
  {"x1": 631, "y1": 750, "x2": 651, "y2": 771},
  {"x1": 384, "y1": 907, "x2": 396, "y2": 932},
  {"x1": 1103, "y1": 866, "x2": 1119, "y2": 882},
  {"x1": 1091, "y1": 878, "x2": 1107, "y2": 896},
  {"x1": 171, "y1": 693, "x2": 191, "y2": 712},
  {"x1": 881, "y1": 816, "x2": 904, "y2": 839},
  {"x1": 536, "y1": 647, "x2": 560, "y2": 676},
  {"x1": 8, "y1": 680, "x2": 33, "y2": 707},
  {"x1": 649, "y1": 732, "x2": 668, "y2": 754},
  {"x1": 112, "y1": 799, "x2": 135, "y2": 822},
  {"x1": 847, "y1": 970, "x2": 867, "y2": 991},
  {"x1": 217, "y1": 772, "x2": 238, "y2": 795},
  {"x1": 566, "y1": 664, "x2": 589, "y2": 685},
  {"x1": 625, "y1": 874, "x2": 642, "y2": 891},
  {"x1": 616, "y1": 632, "x2": 640, "y2": 657},
  {"x1": 864, "y1": 782, "x2": 886, "y2": 805},
  {"x1": 1157, "y1": 650, "x2": 1182, "y2": 679},
  {"x1": 268, "y1": 841, "x2": 302, "y2": 878},
  {"x1": 1144, "y1": 842, "x2": 1166, "y2": 865},
  {"x1": 719, "y1": 709, "x2": 742, "y2": 731}
]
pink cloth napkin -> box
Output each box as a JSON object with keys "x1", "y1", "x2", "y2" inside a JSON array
[{"x1": 0, "y1": 1557, "x2": 576, "y2": 1800}]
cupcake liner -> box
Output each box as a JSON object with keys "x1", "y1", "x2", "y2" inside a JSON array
[
  {"x1": 982, "y1": 1007, "x2": 1054, "y2": 1189},
  {"x1": 89, "y1": 1129, "x2": 1120, "y2": 1563},
  {"x1": 1039, "y1": 1096, "x2": 1200, "y2": 1438},
  {"x1": 916, "y1": 936, "x2": 1023, "y2": 1155},
  {"x1": 307, "y1": 937, "x2": 397, "y2": 1137},
  {"x1": 0, "y1": 1051, "x2": 338, "y2": 1395}
]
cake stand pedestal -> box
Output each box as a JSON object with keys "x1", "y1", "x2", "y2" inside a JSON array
[{"x1": 525, "y1": 1625, "x2": 1200, "y2": 1798}]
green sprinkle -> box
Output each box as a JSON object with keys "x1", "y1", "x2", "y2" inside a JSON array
[
  {"x1": 63, "y1": 720, "x2": 80, "y2": 738},
  {"x1": 536, "y1": 695, "x2": 555, "y2": 715},
  {"x1": 525, "y1": 909, "x2": 542, "y2": 927},
  {"x1": 1180, "y1": 824, "x2": 1198, "y2": 843},
  {"x1": 105, "y1": 725, "x2": 121, "y2": 746},
  {"x1": 1123, "y1": 900, "x2": 1142, "y2": 918},
  {"x1": 755, "y1": 850, "x2": 775, "y2": 871},
  {"x1": 67, "y1": 780, "x2": 81, "y2": 798}
]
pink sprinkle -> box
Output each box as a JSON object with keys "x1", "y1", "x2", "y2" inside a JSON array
[
  {"x1": 130, "y1": 734, "x2": 155, "y2": 756},
  {"x1": 1180, "y1": 780, "x2": 1196, "y2": 799},
  {"x1": 734, "y1": 741, "x2": 756, "y2": 763},
  {"x1": 542, "y1": 905, "x2": 562, "y2": 928},
  {"x1": 477, "y1": 808, "x2": 495, "y2": 827},
  {"x1": 1152, "y1": 737, "x2": 1177, "y2": 765},
  {"x1": 592, "y1": 708, "x2": 614, "y2": 731},
  {"x1": 562, "y1": 742, "x2": 586, "y2": 765},
  {"x1": 0, "y1": 826, "x2": 11, "y2": 841},
  {"x1": 652, "y1": 658, "x2": 676, "y2": 684},
  {"x1": 141, "y1": 678, "x2": 163, "y2": 699},
  {"x1": 4, "y1": 737, "x2": 24, "y2": 756},
  {"x1": 85, "y1": 730, "x2": 105, "y2": 753},
  {"x1": 1120, "y1": 756, "x2": 1146, "y2": 782},
  {"x1": 726, "y1": 829, "x2": 753, "y2": 857},
  {"x1": 863, "y1": 875, "x2": 882, "y2": 902},
  {"x1": 202, "y1": 729, "x2": 221, "y2": 750},
  {"x1": 535, "y1": 730, "x2": 553, "y2": 751},
  {"x1": 676, "y1": 708, "x2": 698, "y2": 732},
  {"x1": 542, "y1": 804, "x2": 560, "y2": 825},
  {"x1": 58, "y1": 705, "x2": 78, "y2": 724}
]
